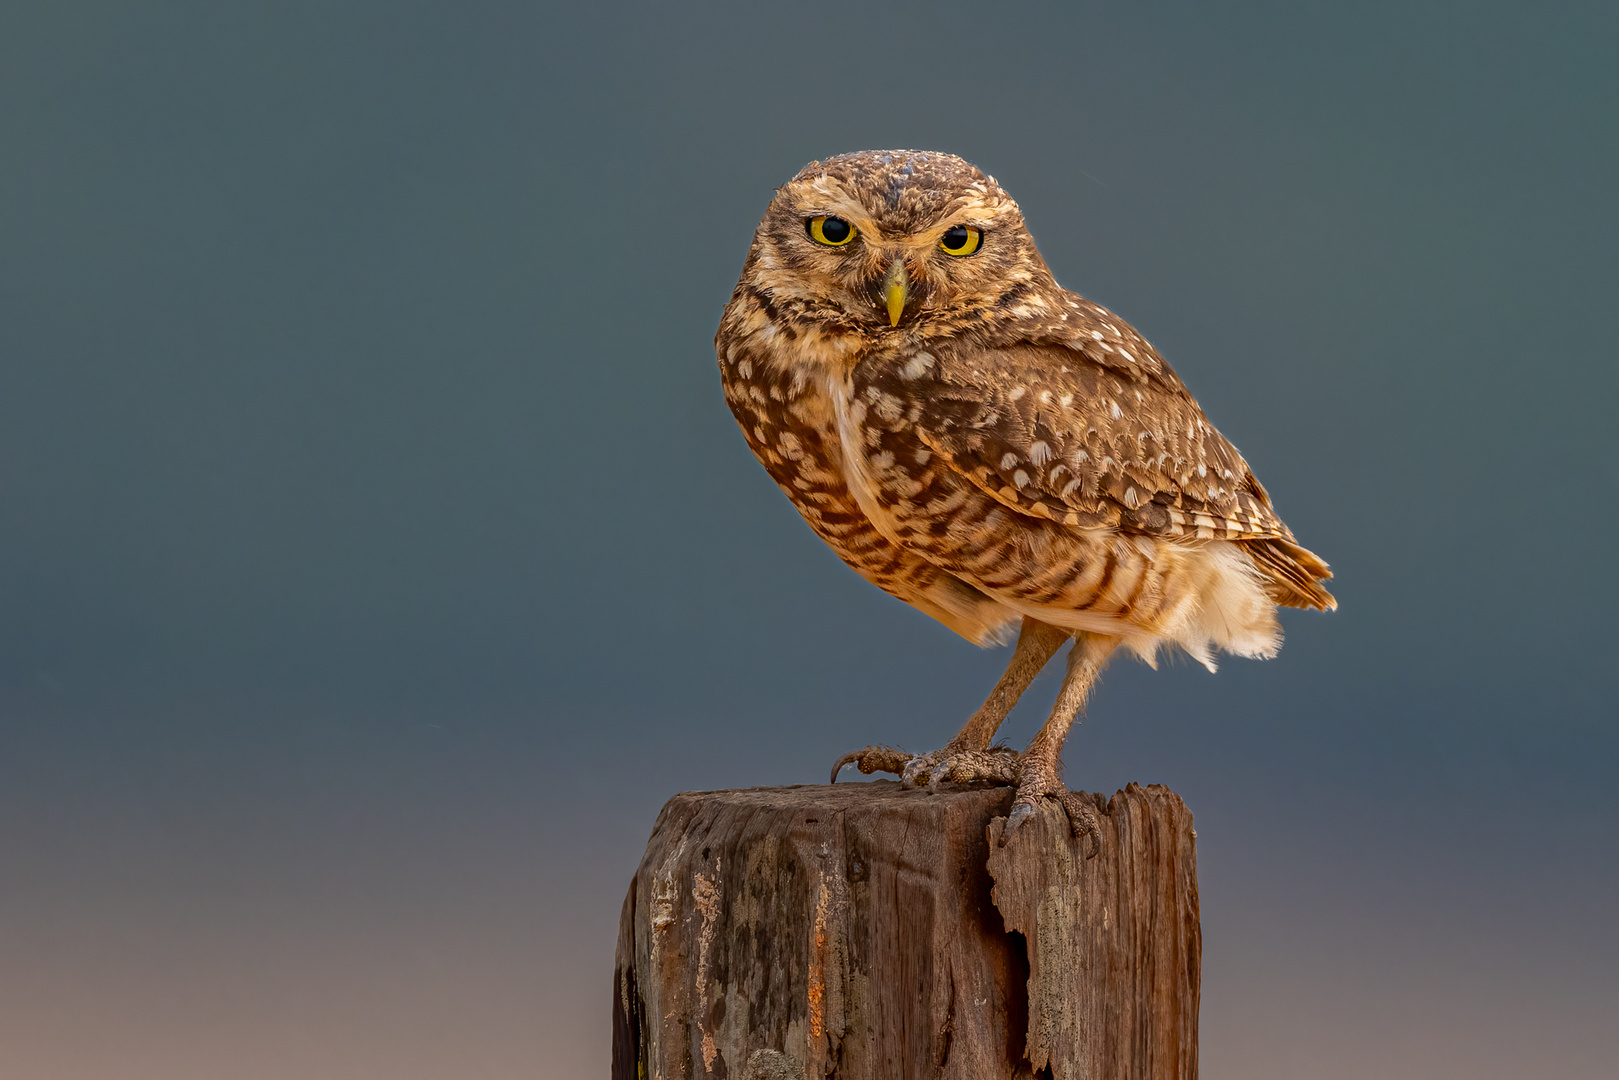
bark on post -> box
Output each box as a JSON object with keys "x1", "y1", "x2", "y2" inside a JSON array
[{"x1": 612, "y1": 781, "x2": 1198, "y2": 1080}]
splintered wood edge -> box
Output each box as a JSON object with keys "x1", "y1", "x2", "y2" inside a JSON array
[{"x1": 613, "y1": 781, "x2": 1197, "y2": 1080}]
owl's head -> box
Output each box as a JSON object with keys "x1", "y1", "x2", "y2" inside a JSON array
[{"x1": 746, "y1": 150, "x2": 1054, "y2": 331}]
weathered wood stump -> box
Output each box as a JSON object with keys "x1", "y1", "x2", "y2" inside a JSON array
[{"x1": 612, "y1": 781, "x2": 1198, "y2": 1080}]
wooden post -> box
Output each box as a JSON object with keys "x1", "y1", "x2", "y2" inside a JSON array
[{"x1": 612, "y1": 781, "x2": 1199, "y2": 1080}]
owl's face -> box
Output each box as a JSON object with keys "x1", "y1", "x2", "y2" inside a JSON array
[{"x1": 747, "y1": 151, "x2": 1054, "y2": 331}]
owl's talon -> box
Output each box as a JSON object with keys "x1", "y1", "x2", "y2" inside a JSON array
[
  {"x1": 1001, "y1": 800, "x2": 1037, "y2": 844},
  {"x1": 830, "y1": 751, "x2": 860, "y2": 783},
  {"x1": 900, "y1": 745, "x2": 1021, "y2": 790},
  {"x1": 829, "y1": 745, "x2": 913, "y2": 783},
  {"x1": 1057, "y1": 790, "x2": 1102, "y2": 858},
  {"x1": 1000, "y1": 766, "x2": 1101, "y2": 855}
]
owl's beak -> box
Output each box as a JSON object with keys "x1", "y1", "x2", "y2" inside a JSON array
[{"x1": 882, "y1": 261, "x2": 908, "y2": 327}]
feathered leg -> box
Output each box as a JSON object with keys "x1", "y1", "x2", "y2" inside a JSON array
[
  {"x1": 831, "y1": 617, "x2": 1069, "y2": 786},
  {"x1": 1003, "y1": 631, "x2": 1119, "y2": 854}
]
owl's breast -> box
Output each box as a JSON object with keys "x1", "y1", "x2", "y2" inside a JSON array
[
  {"x1": 716, "y1": 331, "x2": 862, "y2": 554},
  {"x1": 715, "y1": 307, "x2": 1016, "y2": 645}
]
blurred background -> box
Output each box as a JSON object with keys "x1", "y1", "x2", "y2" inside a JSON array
[{"x1": 2, "y1": 2, "x2": 1615, "y2": 1077}]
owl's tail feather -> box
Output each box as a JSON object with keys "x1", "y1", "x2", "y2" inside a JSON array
[{"x1": 1243, "y1": 537, "x2": 1337, "y2": 612}]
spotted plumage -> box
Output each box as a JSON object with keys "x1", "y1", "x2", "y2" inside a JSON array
[{"x1": 716, "y1": 151, "x2": 1333, "y2": 839}]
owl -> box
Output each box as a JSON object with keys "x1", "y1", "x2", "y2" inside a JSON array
[{"x1": 715, "y1": 151, "x2": 1333, "y2": 844}]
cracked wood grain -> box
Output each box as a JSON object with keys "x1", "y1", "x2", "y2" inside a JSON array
[{"x1": 612, "y1": 781, "x2": 1198, "y2": 1080}]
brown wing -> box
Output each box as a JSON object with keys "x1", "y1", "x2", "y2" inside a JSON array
[
  {"x1": 861, "y1": 340, "x2": 1285, "y2": 540},
  {"x1": 855, "y1": 298, "x2": 1335, "y2": 609}
]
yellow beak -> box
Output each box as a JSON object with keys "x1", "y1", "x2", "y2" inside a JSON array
[{"x1": 882, "y1": 263, "x2": 908, "y2": 327}]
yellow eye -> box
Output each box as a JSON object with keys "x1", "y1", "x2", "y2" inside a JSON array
[
  {"x1": 939, "y1": 224, "x2": 983, "y2": 256},
  {"x1": 807, "y1": 215, "x2": 857, "y2": 246}
]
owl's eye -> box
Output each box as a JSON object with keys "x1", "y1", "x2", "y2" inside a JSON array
[
  {"x1": 807, "y1": 216, "x2": 857, "y2": 247},
  {"x1": 939, "y1": 225, "x2": 983, "y2": 256}
]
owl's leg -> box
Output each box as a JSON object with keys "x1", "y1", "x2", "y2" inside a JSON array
[
  {"x1": 900, "y1": 617, "x2": 1070, "y2": 790},
  {"x1": 1002, "y1": 632, "x2": 1120, "y2": 855},
  {"x1": 829, "y1": 617, "x2": 1068, "y2": 787}
]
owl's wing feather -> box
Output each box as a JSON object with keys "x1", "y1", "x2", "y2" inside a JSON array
[
  {"x1": 857, "y1": 306, "x2": 1335, "y2": 609},
  {"x1": 867, "y1": 338, "x2": 1284, "y2": 539}
]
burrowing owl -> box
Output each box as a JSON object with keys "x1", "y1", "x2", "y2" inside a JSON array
[{"x1": 716, "y1": 151, "x2": 1333, "y2": 843}]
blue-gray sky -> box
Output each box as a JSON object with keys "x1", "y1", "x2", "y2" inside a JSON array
[{"x1": 1, "y1": 2, "x2": 1615, "y2": 1077}]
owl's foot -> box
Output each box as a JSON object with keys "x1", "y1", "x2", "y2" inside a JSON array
[
  {"x1": 829, "y1": 745, "x2": 913, "y2": 783},
  {"x1": 829, "y1": 743, "x2": 1021, "y2": 789},
  {"x1": 900, "y1": 744, "x2": 1020, "y2": 791},
  {"x1": 1002, "y1": 757, "x2": 1101, "y2": 858}
]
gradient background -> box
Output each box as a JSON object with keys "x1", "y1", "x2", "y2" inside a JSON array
[{"x1": 2, "y1": 2, "x2": 1615, "y2": 1077}]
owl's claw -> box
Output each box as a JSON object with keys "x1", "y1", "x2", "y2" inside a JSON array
[
  {"x1": 1004, "y1": 800, "x2": 1036, "y2": 833},
  {"x1": 830, "y1": 743, "x2": 1022, "y2": 789},
  {"x1": 1000, "y1": 773, "x2": 1101, "y2": 858},
  {"x1": 830, "y1": 745, "x2": 912, "y2": 783},
  {"x1": 902, "y1": 745, "x2": 1021, "y2": 791}
]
